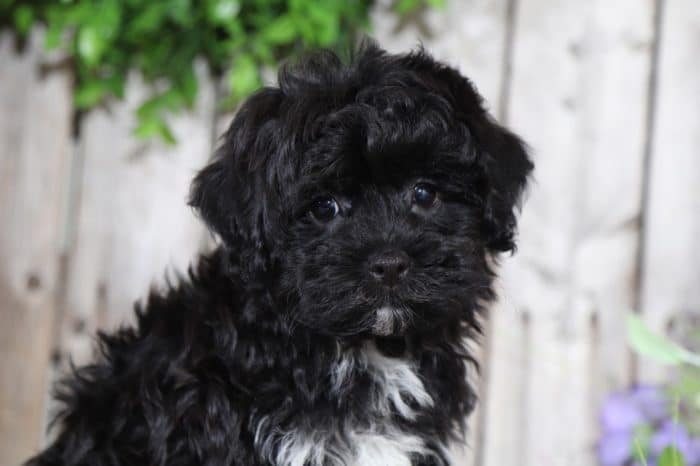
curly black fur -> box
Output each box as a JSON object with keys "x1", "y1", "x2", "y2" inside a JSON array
[{"x1": 26, "y1": 41, "x2": 532, "y2": 466}]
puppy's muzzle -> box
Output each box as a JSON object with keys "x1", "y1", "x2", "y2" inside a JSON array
[{"x1": 367, "y1": 249, "x2": 410, "y2": 288}]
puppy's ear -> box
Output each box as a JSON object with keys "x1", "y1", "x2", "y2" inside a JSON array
[
  {"x1": 189, "y1": 89, "x2": 283, "y2": 275},
  {"x1": 470, "y1": 118, "x2": 532, "y2": 252},
  {"x1": 189, "y1": 157, "x2": 234, "y2": 242},
  {"x1": 400, "y1": 51, "x2": 533, "y2": 252}
]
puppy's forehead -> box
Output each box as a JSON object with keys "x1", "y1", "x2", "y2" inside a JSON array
[{"x1": 296, "y1": 87, "x2": 469, "y2": 189}]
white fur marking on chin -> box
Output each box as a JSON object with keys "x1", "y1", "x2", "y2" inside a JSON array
[{"x1": 374, "y1": 306, "x2": 398, "y2": 335}]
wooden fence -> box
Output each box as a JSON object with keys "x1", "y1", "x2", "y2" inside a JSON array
[{"x1": 1, "y1": 1, "x2": 698, "y2": 465}]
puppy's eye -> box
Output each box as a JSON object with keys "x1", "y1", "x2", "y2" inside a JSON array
[
  {"x1": 413, "y1": 183, "x2": 437, "y2": 208},
  {"x1": 310, "y1": 196, "x2": 340, "y2": 222}
]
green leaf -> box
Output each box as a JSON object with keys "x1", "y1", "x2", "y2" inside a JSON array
[
  {"x1": 44, "y1": 22, "x2": 63, "y2": 50},
  {"x1": 157, "y1": 123, "x2": 176, "y2": 145},
  {"x1": 394, "y1": 0, "x2": 421, "y2": 14},
  {"x1": 627, "y1": 314, "x2": 695, "y2": 366},
  {"x1": 261, "y1": 15, "x2": 297, "y2": 45},
  {"x1": 75, "y1": 0, "x2": 121, "y2": 63},
  {"x1": 128, "y1": 3, "x2": 168, "y2": 35},
  {"x1": 136, "y1": 91, "x2": 184, "y2": 120},
  {"x1": 13, "y1": 5, "x2": 35, "y2": 36},
  {"x1": 44, "y1": 5, "x2": 70, "y2": 49},
  {"x1": 104, "y1": 74, "x2": 126, "y2": 99},
  {"x1": 99, "y1": 0, "x2": 122, "y2": 36},
  {"x1": 289, "y1": 0, "x2": 305, "y2": 12},
  {"x1": 169, "y1": 0, "x2": 194, "y2": 27},
  {"x1": 228, "y1": 54, "x2": 261, "y2": 100},
  {"x1": 658, "y1": 446, "x2": 686, "y2": 466},
  {"x1": 179, "y1": 67, "x2": 198, "y2": 107},
  {"x1": 74, "y1": 81, "x2": 108, "y2": 108},
  {"x1": 426, "y1": 0, "x2": 446, "y2": 7},
  {"x1": 207, "y1": 0, "x2": 240, "y2": 24},
  {"x1": 77, "y1": 25, "x2": 106, "y2": 67},
  {"x1": 136, "y1": 96, "x2": 162, "y2": 120},
  {"x1": 295, "y1": 17, "x2": 316, "y2": 43},
  {"x1": 307, "y1": 5, "x2": 339, "y2": 46},
  {"x1": 251, "y1": 41, "x2": 273, "y2": 64},
  {"x1": 134, "y1": 116, "x2": 176, "y2": 145},
  {"x1": 161, "y1": 88, "x2": 185, "y2": 111}
]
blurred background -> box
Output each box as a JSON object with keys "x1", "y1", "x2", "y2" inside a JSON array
[{"x1": 1, "y1": 1, "x2": 699, "y2": 465}]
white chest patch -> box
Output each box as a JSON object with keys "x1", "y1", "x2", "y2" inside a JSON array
[
  {"x1": 348, "y1": 429, "x2": 430, "y2": 466},
  {"x1": 363, "y1": 342, "x2": 434, "y2": 420},
  {"x1": 274, "y1": 428, "x2": 429, "y2": 466},
  {"x1": 256, "y1": 342, "x2": 441, "y2": 466}
]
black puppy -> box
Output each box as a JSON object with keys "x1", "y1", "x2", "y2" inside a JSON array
[{"x1": 27, "y1": 42, "x2": 532, "y2": 466}]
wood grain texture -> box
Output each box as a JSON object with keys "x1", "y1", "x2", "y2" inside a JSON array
[
  {"x1": 0, "y1": 31, "x2": 73, "y2": 465},
  {"x1": 1, "y1": 2, "x2": 696, "y2": 463},
  {"x1": 55, "y1": 66, "x2": 216, "y2": 369},
  {"x1": 372, "y1": 2, "x2": 511, "y2": 465},
  {"x1": 484, "y1": 0, "x2": 655, "y2": 465},
  {"x1": 372, "y1": 0, "x2": 509, "y2": 113},
  {"x1": 640, "y1": 0, "x2": 700, "y2": 382}
]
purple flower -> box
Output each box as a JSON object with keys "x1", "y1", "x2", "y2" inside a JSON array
[
  {"x1": 601, "y1": 392, "x2": 645, "y2": 433},
  {"x1": 599, "y1": 431, "x2": 633, "y2": 466},
  {"x1": 650, "y1": 420, "x2": 694, "y2": 463},
  {"x1": 690, "y1": 438, "x2": 700, "y2": 465},
  {"x1": 630, "y1": 385, "x2": 668, "y2": 423},
  {"x1": 598, "y1": 385, "x2": 699, "y2": 466}
]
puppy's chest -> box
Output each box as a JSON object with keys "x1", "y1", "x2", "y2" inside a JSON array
[{"x1": 255, "y1": 343, "x2": 443, "y2": 466}]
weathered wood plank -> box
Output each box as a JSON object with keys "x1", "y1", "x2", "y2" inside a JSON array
[
  {"x1": 372, "y1": 0, "x2": 509, "y2": 114},
  {"x1": 373, "y1": 2, "x2": 511, "y2": 465},
  {"x1": 0, "y1": 31, "x2": 73, "y2": 465},
  {"x1": 56, "y1": 67, "x2": 216, "y2": 368},
  {"x1": 484, "y1": 1, "x2": 655, "y2": 465},
  {"x1": 480, "y1": 296, "x2": 530, "y2": 466},
  {"x1": 640, "y1": 0, "x2": 700, "y2": 382}
]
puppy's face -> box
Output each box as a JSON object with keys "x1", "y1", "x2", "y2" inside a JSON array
[
  {"x1": 279, "y1": 107, "x2": 491, "y2": 337},
  {"x1": 190, "y1": 44, "x2": 532, "y2": 338}
]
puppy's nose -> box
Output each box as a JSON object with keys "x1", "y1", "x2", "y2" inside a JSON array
[{"x1": 368, "y1": 250, "x2": 410, "y2": 287}]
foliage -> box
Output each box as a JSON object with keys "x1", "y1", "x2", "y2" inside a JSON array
[
  {"x1": 628, "y1": 314, "x2": 700, "y2": 367},
  {"x1": 0, "y1": 0, "x2": 444, "y2": 143},
  {"x1": 596, "y1": 315, "x2": 700, "y2": 466}
]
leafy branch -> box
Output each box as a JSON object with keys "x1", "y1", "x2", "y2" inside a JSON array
[
  {"x1": 628, "y1": 314, "x2": 700, "y2": 367},
  {"x1": 1, "y1": 0, "x2": 444, "y2": 143},
  {"x1": 627, "y1": 313, "x2": 700, "y2": 465}
]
